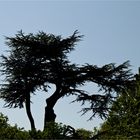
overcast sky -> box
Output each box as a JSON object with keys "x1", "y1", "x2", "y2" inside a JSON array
[{"x1": 0, "y1": 0, "x2": 140, "y2": 131}]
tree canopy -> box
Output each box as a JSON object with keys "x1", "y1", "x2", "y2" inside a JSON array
[{"x1": 0, "y1": 30, "x2": 133, "y2": 130}]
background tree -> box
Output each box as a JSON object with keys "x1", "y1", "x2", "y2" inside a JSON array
[
  {"x1": 96, "y1": 68, "x2": 140, "y2": 139},
  {"x1": 0, "y1": 30, "x2": 133, "y2": 130},
  {"x1": 0, "y1": 112, "x2": 30, "y2": 139}
]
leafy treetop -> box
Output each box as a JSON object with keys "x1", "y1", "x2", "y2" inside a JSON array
[{"x1": 0, "y1": 30, "x2": 133, "y2": 121}]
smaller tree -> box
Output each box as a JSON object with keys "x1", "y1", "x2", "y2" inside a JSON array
[{"x1": 96, "y1": 68, "x2": 140, "y2": 139}]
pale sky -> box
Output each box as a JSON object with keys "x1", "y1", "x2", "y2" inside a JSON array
[{"x1": 0, "y1": 0, "x2": 140, "y2": 131}]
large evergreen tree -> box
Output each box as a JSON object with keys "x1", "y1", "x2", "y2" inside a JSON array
[{"x1": 0, "y1": 31, "x2": 132, "y2": 130}]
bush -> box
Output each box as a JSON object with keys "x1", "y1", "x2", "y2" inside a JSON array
[
  {"x1": 76, "y1": 128, "x2": 93, "y2": 139},
  {"x1": 0, "y1": 112, "x2": 96, "y2": 139},
  {"x1": 0, "y1": 112, "x2": 31, "y2": 139}
]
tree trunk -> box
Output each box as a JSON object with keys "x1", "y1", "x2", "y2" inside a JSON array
[
  {"x1": 25, "y1": 92, "x2": 36, "y2": 131},
  {"x1": 44, "y1": 85, "x2": 62, "y2": 130}
]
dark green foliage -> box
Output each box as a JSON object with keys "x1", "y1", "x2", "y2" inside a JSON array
[
  {"x1": 76, "y1": 128, "x2": 93, "y2": 139},
  {"x1": 95, "y1": 69, "x2": 140, "y2": 139},
  {"x1": 0, "y1": 112, "x2": 9, "y2": 128},
  {"x1": 0, "y1": 113, "x2": 31, "y2": 139},
  {"x1": 28, "y1": 122, "x2": 67, "y2": 139},
  {"x1": 0, "y1": 112, "x2": 94, "y2": 139}
]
